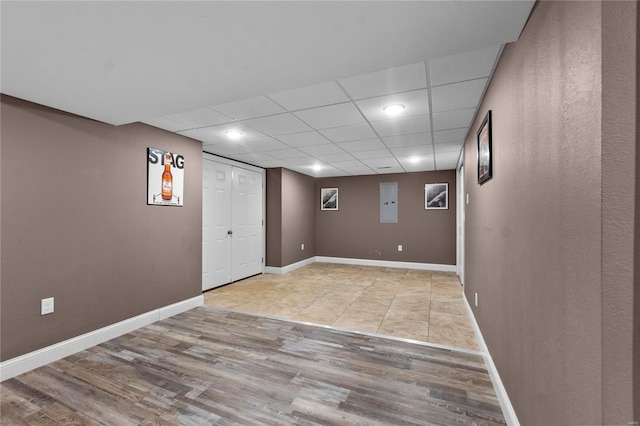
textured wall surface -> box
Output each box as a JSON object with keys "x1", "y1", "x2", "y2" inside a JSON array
[
  {"x1": 281, "y1": 169, "x2": 316, "y2": 267},
  {"x1": 265, "y1": 168, "x2": 316, "y2": 268},
  {"x1": 463, "y1": 2, "x2": 604, "y2": 424},
  {"x1": 265, "y1": 168, "x2": 283, "y2": 267},
  {"x1": 1, "y1": 95, "x2": 203, "y2": 361},
  {"x1": 601, "y1": 1, "x2": 639, "y2": 423},
  {"x1": 315, "y1": 171, "x2": 456, "y2": 265}
]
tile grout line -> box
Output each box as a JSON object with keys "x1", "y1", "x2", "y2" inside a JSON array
[
  {"x1": 375, "y1": 269, "x2": 407, "y2": 334},
  {"x1": 427, "y1": 272, "x2": 433, "y2": 341}
]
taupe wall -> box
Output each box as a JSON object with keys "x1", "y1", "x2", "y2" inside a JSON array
[
  {"x1": 316, "y1": 171, "x2": 455, "y2": 265},
  {"x1": 1, "y1": 95, "x2": 202, "y2": 361},
  {"x1": 601, "y1": 1, "x2": 639, "y2": 422},
  {"x1": 265, "y1": 168, "x2": 283, "y2": 267},
  {"x1": 265, "y1": 168, "x2": 316, "y2": 268},
  {"x1": 464, "y1": 1, "x2": 638, "y2": 424},
  {"x1": 636, "y1": 2, "x2": 640, "y2": 415},
  {"x1": 281, "y1": 169, "x2": 316, "y2": 266}
]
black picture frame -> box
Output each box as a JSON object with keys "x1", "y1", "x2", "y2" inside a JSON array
[{"x1": 477, "y1": 110, "x2": 493, "y2": 185}]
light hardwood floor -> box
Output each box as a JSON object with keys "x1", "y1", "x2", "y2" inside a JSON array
[
  {"x1": 204, "y1": 263, "x2": 479, "y2": 351},
  {"x1": 1, "y1": 307, "x2": 504, "y2": 425}
]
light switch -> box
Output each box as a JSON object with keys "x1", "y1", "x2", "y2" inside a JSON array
[{"x1": 41, "y1": 297, "x2": 54, "y2": 315}]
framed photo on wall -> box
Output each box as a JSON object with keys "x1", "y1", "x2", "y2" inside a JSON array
[
  {"x1": 147, "y1": 147, "x2": 184, "y2": 206},
  {"x1": 321, "y1": 188, "x2": 338, "y2": 210},
  {"x1": 425, "y1": 183, "x2": 448, "y2": 209},
  {"x1": 477, "y1": 110, "x2": 493, "y2": 185}
]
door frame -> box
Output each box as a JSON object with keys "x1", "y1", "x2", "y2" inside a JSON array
[
  {"x1": 456, "y1": 153, "x2": 465, "y2": 285},
  {"x1": 202, "y1": 152, "x2": 266, "y2": 282}
]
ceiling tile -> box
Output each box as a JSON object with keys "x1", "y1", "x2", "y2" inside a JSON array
[
  {"x1": 203, "y1": 141, "x2": 253, "y2": 156},
  {"x1": 374, "y1": 166, "x2": 405, "y2": 174},
  {"x1": 319, "y1": 123, "x2": 377, "y2": 142},
  {"x1": 431, "y1": 78, "x2": 487, "y2": 113},
  {"x1": 266, "y1": 148, "x2": 308, "y2": 160},
  {"x1": 432, "y1": 108, "x2": 476, "y2": 131},
  {"x1": 339, "y1": 62, "x2": 426, "y2": 100},
  {"x1": 331, "y1": 160, "x2": 366, "y2": 168},
  {"x1": 244, "y1": 113, "x2": 311, "y2": 136},
  {"x1": 268, "y1": 81, "x2": 350, "y2": 111},
  {"x1": 197, "y1": 122, "x2": 266, "y2": 142},
  {"x1": 251, "y1": 159, "x2": 287, "y2": 168},
  {"x1": 429, "y1": 45, "x2": 501, "y2": 86},
  {"x1": 435, "y1": 151, "x2": 462, "y2": 170},
  {"x1": 390, "y1": 145, "x2": 434, "y2": 157},
  {"x1": 298, "y1": 144, "x2": 345, "y2": 156},
  {"x1": 434, "y1": 142, "x2": 463, "y2": 153},
  {"x1": 433, "y1": 127, "x2": 469, "y2": 144},
  {"x1": 164, "y1": 107, "x2": 232, "y2": 129},
  {"x1": 398, "y1": 157, "x2": 436, "y2": 172},
  {"x1": 177, "y1": 128, "x2": 223, "y2": 144},
  {"x1": 352, "y1": 149, "x2": 394, "y2": 159},
  {"x1": 337, "y1": 138, "x2": 386, "y2": 152},
  {"x1": 355, "y1": 89, "x2": 429, "y2": 122},
  {"x1": 142, "y1": 117, "x2": 189, "y2": 132},
  {"x1": 314, "y1": 167, "x2": 350, "y2": 177},
  {"x1": 293, "y1": 102, "x2": 365, "y2": 129},
  {"x1": 382, "y1": 132, "x2": 432, "y2": 148},
  {"x1": 276, "y1": 131, "x2": 332, "y2": 147},
  {"x1": 313, "y1": 152, "x2": 356, "y2": 163},
  {"x1": 230, "y1": 152, "x2": 277, "y2": 163},
  {"x1": 360, "y1": 156, "x2": 402, "y2": 169},
  {"x1": 338, "y1": 165, "x2": 377, "y2": 176},
  {"x1": 284, "y1": 156, "x2": 323, "y2": 166},
  {"x1": 212, "y1": 96, "x2": 285, "y2": 120},
  {"x1": 371, "y1": 115, "x2": 430, "y2": 137},
  {"x1": 242, "y1": 137, "x2": 290, "y2": 152}
]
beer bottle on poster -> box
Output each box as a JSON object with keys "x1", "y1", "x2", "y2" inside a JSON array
[{"x1": 162, "y1": 152, "x2": 173, "y2": 201}]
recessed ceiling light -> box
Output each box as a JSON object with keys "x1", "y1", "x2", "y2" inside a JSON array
[
  {"x1": 312, "y1": 164, "x2": 322, "y2": 171},
  {"x1": 382, "y1": 104, "x2": 406, "y2": 117},
  {"x1": 409, "y1": 156, "x2": 420, "y2": 164},
  {"x1": 224, "y1": 130, "x2": 243, "y2": 140}
]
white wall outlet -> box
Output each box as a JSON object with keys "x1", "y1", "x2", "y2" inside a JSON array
[
  {"x1": 466, "y1": 194, "x2": 469, "y2": 205},
  {"x1": 398, "y1": 244, "x2": 403, "y2": 252},
  {"x1": 301, "y1": 243, "x2": 304, "y2": 250},
  {"x1": 41, "y1": 297, "x2": 54, "y2": 315},
  {"x1": 475, "y1": 292, "x2": 478, "y2": 307}
]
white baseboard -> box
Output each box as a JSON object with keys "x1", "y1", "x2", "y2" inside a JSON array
[
  {"x1": 265, "y1": 256, "x2": 316, "y2": 274},
  {"x1": 0, "y1": 295, "x2": 203, "y2": 382},
  {"x1": 463, "y1": 294, "x2": 520, "y2": 426},
  {"x1": 316, "y1": 256, "x2": 456, "y2": 272}
]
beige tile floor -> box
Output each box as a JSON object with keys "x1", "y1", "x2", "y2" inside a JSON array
[{"x1": 203, "y1": 263, "x2": 480, "y2": 351}]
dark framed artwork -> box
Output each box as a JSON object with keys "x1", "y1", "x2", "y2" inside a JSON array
[
  {"x1": 321, "y1": 188, "x2": 338, "y2": 210},
  {"x1": 425, "y1": 183, "x2": 448, "y2": 209},
  {"x1": 477, "y1": 110, "x2": 493, "y2": 185}
]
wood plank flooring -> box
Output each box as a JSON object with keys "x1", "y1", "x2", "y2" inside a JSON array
[{"x1": 1, "y1": 306, "x2": 504, "y2": 425}]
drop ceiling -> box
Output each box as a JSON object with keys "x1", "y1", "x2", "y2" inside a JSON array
[{"x1": 1, "y1": 1, "x2": 535, "y2": 177}]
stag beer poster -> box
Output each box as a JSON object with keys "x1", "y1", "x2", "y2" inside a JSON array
[{"x1": 147, "y1": 148, "x2": 184, "y2": 206}]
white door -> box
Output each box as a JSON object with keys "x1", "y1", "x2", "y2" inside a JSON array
[
  {"x1": 203, "y1": 157, "x2": 264, "y2": 291},
  {"x1": 202, "y1": 161, "x2": 233, "y2": 291},
  {"x1": 232, "y1": 168, "x2": 263, "y2": 281}
]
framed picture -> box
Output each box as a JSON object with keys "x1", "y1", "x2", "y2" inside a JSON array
[
  {"x1": 321, "y1": 188, "x2": 338, "y2": 210},
  {"x1": 477, "y1": 110, "x2": 493, "y2": 185},
  {"x1": 425, "y1": 183, "x2": 448, "y2": 209},
  {"x1": 147, "y1": 147, "x2": 184, "y2": 206}
]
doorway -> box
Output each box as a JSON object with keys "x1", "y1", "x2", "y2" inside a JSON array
[{"x1": 202, "y1": 155, "x2": 264, "y2": 291}]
